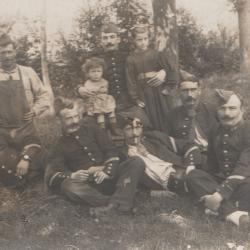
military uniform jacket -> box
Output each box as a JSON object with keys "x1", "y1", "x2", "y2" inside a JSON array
[
  {"x1": 121, "y1": 130, "x2": 201, "y2": 168},
  {"x1": 93, "y1": 50, "x2": 132, "y2": 110},
  {"x1": 45, "y1": 124, "x2": 120, "y2": 190},
  {"x1": 0, "y1": 125, "x2": 41, "y2": 186},
  {"x1": 207, "y1": 121, "x2": 250, "y2": 200},
  {"x1": 169, "y1": 102, "x2": 216, "y2": 140}
]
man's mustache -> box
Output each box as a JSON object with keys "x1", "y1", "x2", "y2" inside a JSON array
[
  {"x1": 185, "y1": 97, "x2": 196, "y2": 102},
  {"x1": 68, "y1": 123, "x2": 80, "y2": 128},
  {"x1": 106, "y1": 43, "x2": 115, "y2": 47},
  {"x1": 221, "y1": 115, "x2": 233, "y2": 120}
]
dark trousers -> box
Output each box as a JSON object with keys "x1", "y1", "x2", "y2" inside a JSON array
[
  {"x1": 186, "y1": 169, "x2": 250, "y2": 216},
  {"x1": 60, "y1": 156, "x2": 159, "y2": 208}
]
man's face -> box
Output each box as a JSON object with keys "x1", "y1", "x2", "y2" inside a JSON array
[
  {"x1": 179, "y1": 81, "x2": 201, "y2": 110},
  {"x1": 0, "y1": 43, "x2": 16, "y2": 70},
  {"x1": 134, "y1": 32, "x2": 149, "y2": 51},
  {"x1": 60, "y1": 109, "x2": 81, "y2": 134},
  {"x1": 101, "y1": 32, "x2": 120, "y2": 52},
  {"x1": 217, "y1": 95, "x2": 243, "y2": 128},
  {"x1": 123, "y1": 119, "x2": 143, "y2": 146},
  {"x1": 88, "y1": 66, "x2": 103, "y2": 82}
]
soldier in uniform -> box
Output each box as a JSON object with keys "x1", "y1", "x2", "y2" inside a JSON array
[
  {"x1": 0, "y1": 34, "x2": 49, "y2": 187},
  {"x1": 0, "y1": 126, "x2": 43, "y2": 188},
  {"x1": 45, "y1": 101, "x2": 146, "y2": 208},
  {"x1": 168, "y1": 76, "x2": 217, "y2": 168},
  {"x1": 95, "y1": 22, "x2": 151, "y2": 128},
  {"x1": 98, "y1": 22, "x2": 131, "y2": 112},
  {"x1": 186, "y1": 89, "x2": 250, "y2": 229},
  {"x1": 90, "y1": 115, "x2": 202, "y2": 216}
]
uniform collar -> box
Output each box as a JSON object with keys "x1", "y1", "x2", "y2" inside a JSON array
[{"x1": 220, "y1": 119, "x2": 244, "y2": 133}]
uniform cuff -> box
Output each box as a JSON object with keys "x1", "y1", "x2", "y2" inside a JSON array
[
  {"x1": 103, "y1": 157, "x2": 120, "y2": 177},
  {"x1": 48, "y1": 171, "x2": 71, "y2": 189}
]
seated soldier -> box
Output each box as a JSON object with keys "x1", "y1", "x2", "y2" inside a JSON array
[
  {"x1": 91, "y1": 115, "x2": 202, "y2": 216},
  {"x1": 169, "y1": 75, "x2": 217, "y2": 168},
  {"x1": 0, "y1": 125, "x2": 43, "y2": 188},
  {"x1": 45, "y1": 100, "x2": 146, "y2": 208},
  {"x1": 186, "y1": 89, "x2": 250, "y2": 229}
]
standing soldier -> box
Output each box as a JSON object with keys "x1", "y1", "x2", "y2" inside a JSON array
[{"x1": 86, "y1": 22, "x2": 151, "y2": 129}]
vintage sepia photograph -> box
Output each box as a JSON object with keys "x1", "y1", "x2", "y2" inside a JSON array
[{"x1": 0, "y1": 0, "x2": 250, "y2": 249}]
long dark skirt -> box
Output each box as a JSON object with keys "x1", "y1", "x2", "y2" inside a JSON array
[{"x1": 144, "y1": 86, "x2": 171, "y2": 133}]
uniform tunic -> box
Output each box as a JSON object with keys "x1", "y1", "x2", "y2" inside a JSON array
[
  {"x1": 126, "y1": 48, "x2": 177, "y2": 133},
  {"x1": 186, "y1": 121, "x2": 250, "y2": 216},
  {"x1": 207, "y1": 121, "x2": 250, "y2": 198},
  {"x1": 169, "y1": 103, "x2": 216, "y2": 141},
  {"x1": 96, "y1": 50, "x2": 132, "y2": 111},
  {"x1": 45, "y1": 124, "x2": 120, "y2": 201},
  {"x1": 0, "y1": 124, "x2": 42, "y2": 187}
]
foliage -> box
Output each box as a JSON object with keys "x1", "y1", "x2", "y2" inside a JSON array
[
  {"x1": 46, "y1": 0, "x2": 149, "y2": 97},
  {"x1": 230, "y1": 0, "x2": 247, "y2": 11},
  {"x1": 177, "y1": 8, "x2": 240, "y2": 77},
  {"x1": 3, "y1": 1, "x2": 240, "y2": 96}
]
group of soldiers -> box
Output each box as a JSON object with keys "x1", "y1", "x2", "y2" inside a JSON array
[{"x1": 0, "y1": 22, "x2": 250, "y2": 231}]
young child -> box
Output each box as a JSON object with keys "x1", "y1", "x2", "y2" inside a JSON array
[
  {"x1": 126, "y1": 24, "x2": 177, "y2": 133},
  {"x1": 77, "y1": 57, "x2": 120, "y2": 135}
]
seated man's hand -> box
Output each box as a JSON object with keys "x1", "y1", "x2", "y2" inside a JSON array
[
  {"x1": 94, "y1": 171, "x2": 110, "y2": 184},
  {"x1": 23, "y1": 111, "x2": 35, "y2": 122},
  {"x1": 16, "y1": 159, "x2": 30, "y2": 176},
  {"x1": 71, "y1": 170, "x2": 89, "y2": 181},
  {"x1": 147, "y1": 70, "x2": 166, "y2": 87},
  {"x1": 200, "y1": 192, "x2": 223, "y2": 212}
]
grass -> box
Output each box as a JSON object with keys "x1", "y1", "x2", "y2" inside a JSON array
[{"x1": 1, "y1": 73, "x2": 250, "y2": 250}]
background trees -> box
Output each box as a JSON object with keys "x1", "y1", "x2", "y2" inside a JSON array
[
  {"x1": 0, "y1": 0, "x2": 241, "y2": 97},
  {"x1": 231, "y1": 0, "x2": 250, "y2": 82}
]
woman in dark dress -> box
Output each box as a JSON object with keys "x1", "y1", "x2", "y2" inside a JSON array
[{"x1": 125, "y1": 25, "x2": 177, "y2": 133}]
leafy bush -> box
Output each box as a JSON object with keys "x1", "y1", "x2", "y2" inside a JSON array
[
  {"x1": 11, "y1": 2, "x2": 240, "y2": 96},
  {"x1": 177, "y1": 8, "x2": 240, "y2": 77}
]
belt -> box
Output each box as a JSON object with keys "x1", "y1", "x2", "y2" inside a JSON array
[{"x1": 138, "y1": 71, "x2": 157, "y2": 80}]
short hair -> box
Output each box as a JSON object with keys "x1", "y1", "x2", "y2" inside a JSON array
[
  {"x1": 54, "y1": 96, "x2": 74, "y2": 116},
  {"x1": 178, "y1": 70, "x2": 200, "y2": 88},
  {"x1": 0, "y1": 34, "x2": 15, "y2": 48},
  {"x1": 100, "y1": 22, "x2": 120, "y2": 34},
  {"x1": 82, "y1": 57, "x2": 106, "y2": 74}
]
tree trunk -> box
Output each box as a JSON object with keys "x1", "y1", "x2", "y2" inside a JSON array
[
  {"x1": 237, "y1": 0, "x2": 250, "y2": 81},
  {"x1": 152, "y1": 0, "x2": 180, "y2": 108},
  {"x1": 41, "y1": 0, "x2": 54, "y2": 116}
]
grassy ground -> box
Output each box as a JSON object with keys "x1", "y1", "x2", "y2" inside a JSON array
[{"x1": 1, "y1": 73, "x2": 250, "y2": 250}]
